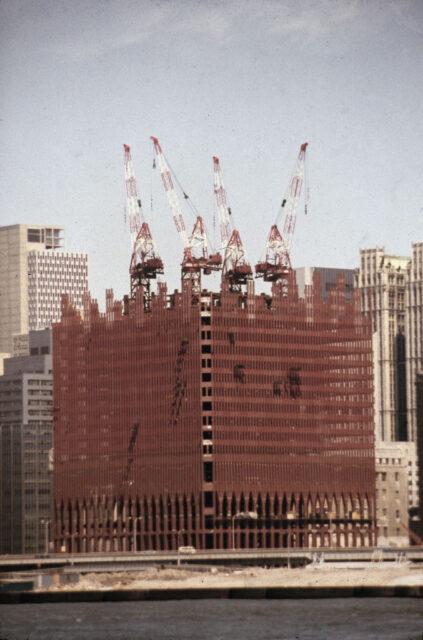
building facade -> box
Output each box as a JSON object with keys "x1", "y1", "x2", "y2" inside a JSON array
[
  {"x1": 374, "y1": 443, "x2": 411, "y2": 546},
  {"x1": 416, "y1": 373, "x2": 423, "y2": 540},
  {"x1": 405, "y1": 243, "x2": 423, "y2": 446},
  {"x1": 0, "y1": 330, "x2": 53, "y2": 554},
  {"x1": 356, "y1": 248, "x2": 409, "y2": 443},
  {"x1": 0, "y1": 224, "x2": 88, "y2": 354},
  {"x1": 53, "y1": 275, "x2": 376, "y2": 553},
  {"x1": 27, "y1": 248, "x2": 88, "y2": 332},
  {"x1": 296, "y1": 267, "x2": 354, "y2": 301},
  {"x1": 355, "y1": 244, "x2": 423, "y2": 543}
]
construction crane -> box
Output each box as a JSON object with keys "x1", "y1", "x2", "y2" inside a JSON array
[
  {"x1": 151, "y1": 137, "x2": 221, "y2": 296},
  {"x1": 213, "y1": 156, "x2": 232, "y2": 252},
  {"x1": 213, "y1": 156, "x2": 252, "y2": 293},
  {"x1": 255, "y1": 143, "x2": 308, "y2": 283},
  {"x1": 124, "y1": 144, "x2": 164, "y2": 307}
]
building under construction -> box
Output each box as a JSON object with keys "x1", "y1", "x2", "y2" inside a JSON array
[
  {"x1": 53, "y1": 274, "x2": 376, "y2": 552},
  {"x1": 53, "y1": 140, "x2": 376, "y2": 552}
]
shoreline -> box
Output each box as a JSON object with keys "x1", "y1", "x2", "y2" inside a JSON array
[
  {"x1": 1, "y1": 584, "x2": 422, "y2": 604},
  {"x1": 1, "y1": 563, "x2": 423, "y2": 603}
]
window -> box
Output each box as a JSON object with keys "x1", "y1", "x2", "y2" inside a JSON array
[
  {"x1": 204, "y1": 462, "x2": 213, "y2": 483},
  {"x1": 28, "y1": 228, "x2": 42, "y2": 243},
  {"x1": 204, "y1": 492, "x2": 213, "y2": 508}
]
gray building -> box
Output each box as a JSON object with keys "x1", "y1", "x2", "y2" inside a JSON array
[
  {"x1": 295, "y1": 266, "x2": 354, "y2": 300},
  {"x1": 0, "y1": 330, "x2": 53, "y2": 554}
]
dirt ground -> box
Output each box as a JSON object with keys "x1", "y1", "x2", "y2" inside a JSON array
[{"x1": 45, "y1": 561, "x2": 423, "y2": 591}]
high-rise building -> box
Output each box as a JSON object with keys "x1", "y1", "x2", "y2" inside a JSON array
[
  {"x1": 0, "y1": 224, "x2": 88, "y2": 354},
  {"x1": 416, "y1": 372, "x2": 423, "y2": 538},
  {"x1": 355, "y1": 244, "x2": 423, "y2": 544},
  {"x1": 405, "y1": 243, "x2": 423, "y2": 446},
  {"x1": 296, "y1": 267, "x2": 354, "y2": 301},
  {"x1": 0, "y1": 330, "x2": 53, "y2": 554},
  {"x1": 356, "y1": 248, "x2": 409, "y2": 443},
  {"x1": 53, "y1": 276, "x2": 375, "y2": 553}
]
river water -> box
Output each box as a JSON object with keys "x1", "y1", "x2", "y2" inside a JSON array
[{"x1": 0, "y1": 598, "x2": 422, "y2": 639}]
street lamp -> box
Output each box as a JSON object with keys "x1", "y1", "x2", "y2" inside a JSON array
[{"x1": 232, "y1": 511, "x2": 258, "y2": 550}]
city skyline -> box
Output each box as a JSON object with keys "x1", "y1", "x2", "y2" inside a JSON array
[{"x1": 1, "y1": 0, "x2": 422, "y2": 306}]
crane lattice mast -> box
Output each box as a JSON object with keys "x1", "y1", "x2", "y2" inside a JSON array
[
  {"x1": 123, "y1": 144, "x2": 164, "y2": 305},
  {"x1": 255, "y1": 142, "x2": 308, "y2": 283},
  {"x1": 213, "y1": 156, "x2": 252, "y2": 293},
  {"x1": 151, "y1": 136, "x2": 221, "y2": 295}
]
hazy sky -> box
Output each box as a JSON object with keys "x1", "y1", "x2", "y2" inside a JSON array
[{"x1": 1, "y1": 0, "x2": 422, "y2": 305}]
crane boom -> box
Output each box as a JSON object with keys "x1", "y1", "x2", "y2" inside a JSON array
[
  {"x1": 150, "y1": 136, "x2": 190, "y2": 248},
  {"x1": 151, "y1": 136, "x2": 221, "y2": 295},
  {"x1": 123, "y1": 144, "x2": 163, "y2": 304},
  {"x1": 212, "y1": 156, "x2": 252, "y2": 292},
  {"x1": 255, "y1": 142, "x2": 308, "y2": 283},
  {"x1": 213, "y1": 156, "x2": 232, "y2": 250},
  {"x1": 282, "y1": 142, "x2": 308, "y2": 253},
  {"x1": 124, "y1": 144, "x2": 142, "y2": 242}
]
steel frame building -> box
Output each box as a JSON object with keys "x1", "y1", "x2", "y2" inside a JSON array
[{"x1": 53, "y1": 274, "x2": 376, "y2": 552}]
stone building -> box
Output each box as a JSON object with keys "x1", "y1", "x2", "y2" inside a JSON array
[{"x1": 355, "y1": 243, "x2": 423, "y2": 544}]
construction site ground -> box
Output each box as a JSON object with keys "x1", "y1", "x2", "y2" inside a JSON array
[{"x1": 42, "y1": 561, "x2": 423, "y2": 592}]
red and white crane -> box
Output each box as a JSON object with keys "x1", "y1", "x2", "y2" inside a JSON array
[
  {"x1": 213, "y1": 156, "x2": 252, "y2": 292},
  {"x1": 255, "y1": 142, "x2": 308, "y2": 283},
  {"x1": 151, "y1": 136, "x2": 221, "y2": 295},
  {"x1": 124, "y1": 144, "x2": 164, "y2": 304},
  {"x1": 213, "y1": 156, "x2": 232, "y2": 252}
]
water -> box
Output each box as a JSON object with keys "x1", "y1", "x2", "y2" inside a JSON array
[{"x1": 0, "y1": 599, "x2": 422, "y2": 640}]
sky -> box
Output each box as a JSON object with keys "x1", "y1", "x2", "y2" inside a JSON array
[{"x1": 1, "y1": 0, "x2": 422, "y2": 306}]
